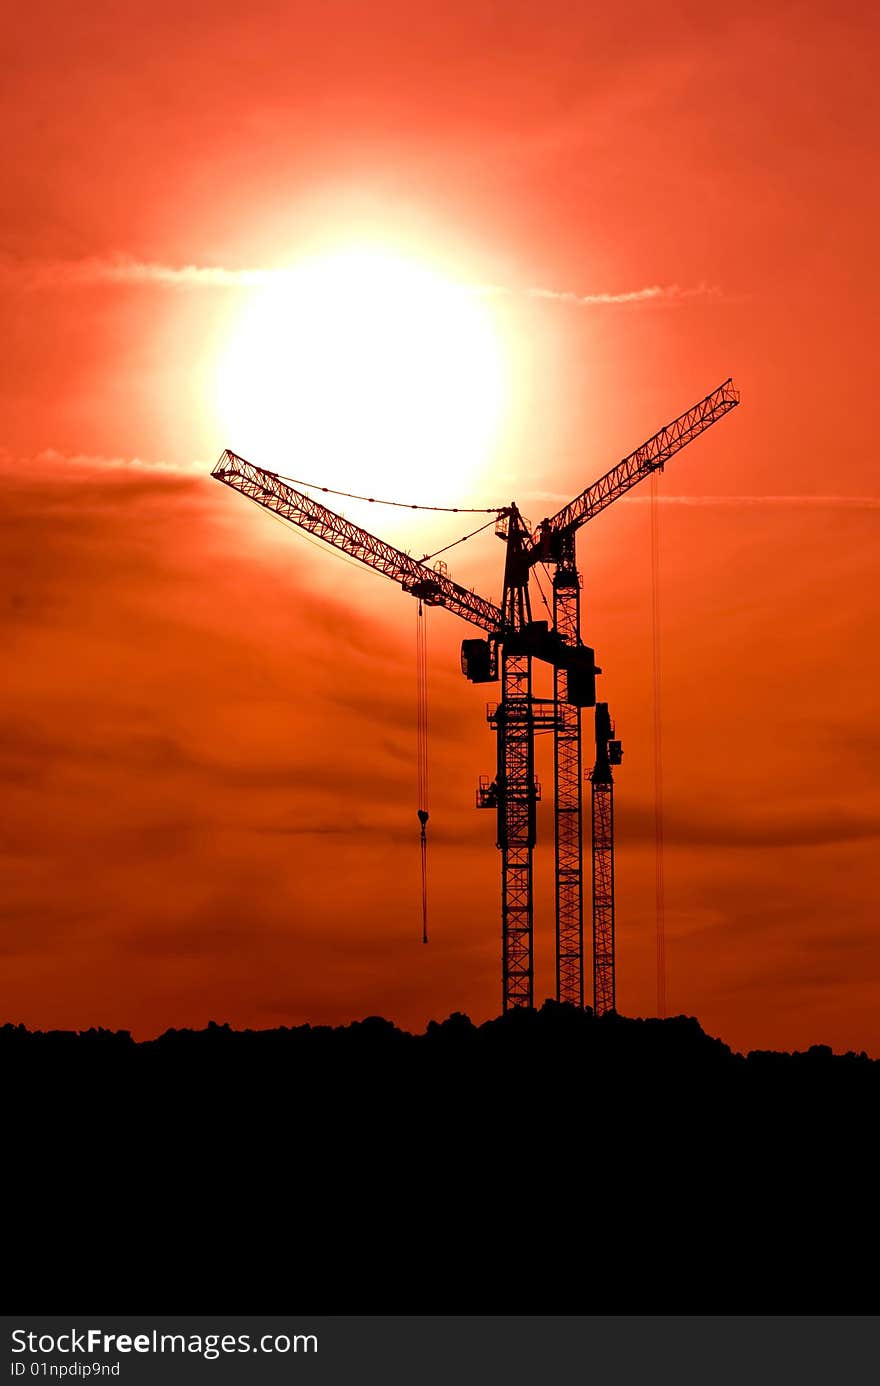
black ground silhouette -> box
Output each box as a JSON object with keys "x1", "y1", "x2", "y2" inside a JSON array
[{"x1": 6, "y1": 1003, "x2": 877, "y2": 1310}]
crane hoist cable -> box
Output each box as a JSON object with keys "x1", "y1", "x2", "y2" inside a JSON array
[
  {"x1": 650, "y1": 471, "x2": 666, "y2": 1018},
  {"x1": 416, "y1": 599, "x2": 429, "y2": 944}
]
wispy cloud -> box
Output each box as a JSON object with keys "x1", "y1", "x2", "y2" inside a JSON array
[
  {"x1": 0, "y1": 254, "x2": 715, "y2": 306},
  {"x1": 524, "y1": 282, "x2": 718, "y2": 306},
  {"x1": 0, "y1": 447, "x2": 207, "y2": 478},
  {"x1": 624, "y1": 494, "x2": 880, "y2": 510},
  {"x1": 0, "y1": 256, "x2": 274, "y2": 291},
  {"x1": 9, "y1": 451, "x2": 880, "y2": 514},
  {"x1": 523, "y1": 488, "x2": 880, "y2": 511}
]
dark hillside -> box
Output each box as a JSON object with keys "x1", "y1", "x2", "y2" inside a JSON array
[{"x1": 5, "y1": 1004, "x2": 876, "y2": 1311}]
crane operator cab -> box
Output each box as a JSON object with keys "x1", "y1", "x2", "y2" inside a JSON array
[{"x1": 462, "y1": 633, "x2": 598, "y2": 708}]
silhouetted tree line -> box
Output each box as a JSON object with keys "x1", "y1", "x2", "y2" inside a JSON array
[{"x1": 5, "y1": 1003, "x2": 876, "y2": 1312}]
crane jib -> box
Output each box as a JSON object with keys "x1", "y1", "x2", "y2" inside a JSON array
[
  {"x1": 211, "y1": 451, "x2": 504, "y2": 635},
  {"x1": 527, "y1": 377, "x2": 739, "y2": 560}
]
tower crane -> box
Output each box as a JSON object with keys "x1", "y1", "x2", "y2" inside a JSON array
[
  {"x1": 212, "y1": 377, "x2": 739, "y2": 1012},
  {"x1": 590, "y1": 703, "x2": 622, "y2": 1016},
  {"x1": 524, "y1": 378, "x2": 740, "y2": 1009}
]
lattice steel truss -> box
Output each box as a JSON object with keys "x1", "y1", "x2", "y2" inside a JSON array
[
  {"x1": 589, "y1": 703, "x2": 619, "y2": 1016},
  {"x1": 553, "y1": 536, "x2": 584, "y2": 1007},
  {"x1": 494, "y1": 651, "x2": 536, "y2": 1009},
  {"x1": 591, "y1": 778, "x2": 615, "y2": 1016},
  {"x1": 495, "y1": 508, "x2": 537, "y2": 1010},
  {"x1": 212, "y1": 452, "x2": 502, "y2": 633},
  {"x1": 528, "y1": 379, "x2": 739, "y2": 550}
]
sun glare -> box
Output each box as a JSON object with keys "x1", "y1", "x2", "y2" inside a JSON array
[{"x1": 216, "y1": 247, "x2": 506, "y2": 506}]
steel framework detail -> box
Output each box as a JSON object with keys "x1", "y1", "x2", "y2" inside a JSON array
[
  {"x1": 495, "y1": 508, "x2": 537, "y2": 1011},
  {"x1": 553, "y1": 536, "x2": 584, "y2": 1006},
  {"x1": 529, "y1": 379, "x2": 739, "y2": 551},
  {"x1": 213, "y1": 452, "x2": 502, "y2": 633},
  {"x1": 590, "y1": 703, "x2": 620, "y2": 1016},
  {"x1": 493, "y1": 651, "x2": 536, "y2": 1009},
  {"x1": 591, "y1": 780, "x2": 615, "y2": 1015}
]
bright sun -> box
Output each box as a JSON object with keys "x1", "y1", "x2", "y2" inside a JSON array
[{"x1": 216, "y1": 247, "x2": 506, "y2": 505}]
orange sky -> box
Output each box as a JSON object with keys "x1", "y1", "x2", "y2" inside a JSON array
[{"x1": 2, "y1": 0, "x2": 879, "y2": 1052}]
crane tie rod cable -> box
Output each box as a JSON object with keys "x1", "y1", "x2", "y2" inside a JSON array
[
  {"x1": 271, "y1": 470, "x2": 506, "y2": 514},
  {"x1": 268, "y1": 469, "x2": 499, "y2": 567},
  {"x1": 420, "y1": 514, "x2": 500, "y2": 563}
]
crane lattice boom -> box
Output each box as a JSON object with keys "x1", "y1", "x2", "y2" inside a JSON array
[
  {"x1": 212, "y1": 451, "x2": 503, "y2": 634},
  {"x1": 530, "y1": 377, "x2": 739, "y2": 553}
]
